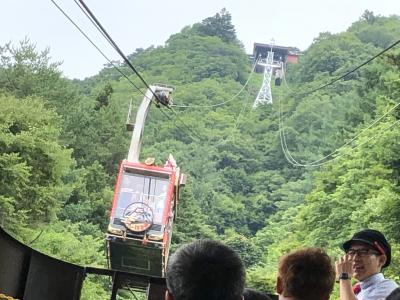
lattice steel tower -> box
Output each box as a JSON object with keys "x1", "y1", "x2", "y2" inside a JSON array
[{"x1": 253, "y1": 49, "x2": 282, "y2": 108}]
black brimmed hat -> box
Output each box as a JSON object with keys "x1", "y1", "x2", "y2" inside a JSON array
[{"x1": 342, "y1": 229, "x2": 391, "y2": 268}]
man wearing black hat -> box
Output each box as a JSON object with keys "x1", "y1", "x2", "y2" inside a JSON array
[{"x1": 335, "y1": 229, "x2": 398, "y2": 300}]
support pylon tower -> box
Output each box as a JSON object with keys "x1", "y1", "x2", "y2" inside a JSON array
[
  {"x1": 253, "y1": 41, "x2": 285, "y2": 109},
  {"x1": 253, "y1": 51, "x2": 275, "y2": 108}
]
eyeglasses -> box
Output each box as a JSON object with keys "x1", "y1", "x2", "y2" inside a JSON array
[{"x1": 346, "y1": 249, "x2": 380, "y2": 257}]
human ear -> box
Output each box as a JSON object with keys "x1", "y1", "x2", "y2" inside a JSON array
[
  {"x1": 379, "y1": 254, "x2": 387, "y2": 268},
  {"x1": 276, "y1": 276, "x2": 283, "y2": 294}
]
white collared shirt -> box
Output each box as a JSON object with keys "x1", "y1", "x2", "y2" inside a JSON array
[{"x1": 357, "y1": 273, "x2": 398, "y2": 300}]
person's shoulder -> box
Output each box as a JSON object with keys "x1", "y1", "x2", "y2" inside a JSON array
[
  {"x1": 371, "y1": 278, "x2": 399, "y2": 299},
  {"x1": 383, "y1": 279, "x2": 399, "y2": 289},
  {"x1": 381, "y1": 276, "x2": 399, "y2": 287}
]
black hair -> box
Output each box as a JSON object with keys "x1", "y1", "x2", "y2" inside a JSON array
[
  {"x1": 243, "y1": 288, "x2": 274, "y2": 300},
  {"x1": 166, "y1": 239, "x2": 245, "y2": 300}
]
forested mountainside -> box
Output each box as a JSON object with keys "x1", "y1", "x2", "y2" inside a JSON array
[{"x1": 1, "y1": 9, "x2": 399, "y2": 298}]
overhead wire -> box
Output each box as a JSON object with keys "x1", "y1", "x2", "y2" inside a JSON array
[
  {"x1": 171, "y1": 58, "x2": 260, "y2": 147},
  {"x1": 279, "y1": 64, "x2": 297, "y2": 164},
  {"x1": 172, "y1": 58, "x2": 259, "y2": 108},
  {"x1": 348, "y1": 118, "x2": 400, "y2": 152},
  {"x1": 73, "y1": 0, "x2": 114, "y2": 49},
  {"x1": 56, "y1": 0, "x2": 398, "y2": 155},
  {"x1": 74, "y1": 0, "x2": 176, "y2": 113},
  {"x1": 167, "y1": 58, "x2": 261, "y2": 143},
  {"x1": 260, "y1": 63, "x2": 301, "y2": 165},
  {"x1": 278, "y1": 70, "x2": 400, "y2": 166},
  {"x1": 163, "y1": 106, "x2": 204, "y2": 142},
  {"x1": 214, "y1": 84, "x2": 256, "y2": 147},
  {"x1": 50, "y1": 0, "x2": 144, "y2": 95},
  {"x1": 282, "y1": 65, "x2": 293, "y2": 91},
  {"x1": 76, "y1": 0, "x2": 203, "y2": 143},
  {"x1": 277, "y1": 38, "x2": 400, "y2": 166},
  {"x1": 175, "y1": 58, "x2": 260, "y2": 145},
  {"x1": 278, "y1": 91, "x2": 309, "y2": 166},
  {"x1": 76, "y1": 0, "x2": 163, "y2": 104},
  {"x1": 53, "y1": 0, "x2": 202, "y2": 143},
  {"x1": 57, "y1": 0, "x2": 272, "y2": 145},
  {"x1": 53, "y1": 0, "x2": 189, "y2": 141},
  {"x1": 299, "y1": 38, "x2": 400, "y2": 97},
  {"x1": 279, "y1": 97, "x2": 400, "y2": 167}
]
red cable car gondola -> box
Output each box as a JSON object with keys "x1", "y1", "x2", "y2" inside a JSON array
[{"x1": 106, "y1": 85, "x2": 186, "y2": 277}]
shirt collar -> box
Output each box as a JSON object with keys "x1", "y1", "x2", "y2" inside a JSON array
[{"x1": 360, "y1": 273, "x2": 384, "y2": 290}]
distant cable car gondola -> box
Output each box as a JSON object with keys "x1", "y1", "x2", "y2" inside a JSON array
[{"x1": 106, "y1": 85, "x2": 186, "y2": 277}]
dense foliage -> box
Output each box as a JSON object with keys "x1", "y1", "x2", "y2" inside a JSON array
[{"x1": 1, "y1": 9, "x2": 399, "y2": 299}]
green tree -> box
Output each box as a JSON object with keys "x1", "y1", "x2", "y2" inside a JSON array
[
  {"x1": 60, "y1": 161, "x2": 113, "y2": 230},
  {"x1": 95, "y1": 82, "x2": 113, "y2": 110},
  {"x1": 223, "y1": 229, "x2": 262, "y2": 267},
  {"x1": 361, "y1": 10, "x2": 377, "y2": 24},
  {"x1": 191, "y1": 8, "x2": 239, "y2": 44},
  {"x1": 0, "y1": 38, "x2": 61, "y2": 99},
  {"x1": 0, "y1": 95, "x2": 73, "y2": 230}
]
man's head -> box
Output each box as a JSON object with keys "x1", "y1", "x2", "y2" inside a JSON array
[
  {"x1": 243, "y1": 288, "x2": 273, "y2": 300},
  {"x1": 342, "y1": 229, "x2": 390, "y2": 281},
  {"x1": 165, "y1": 239, "x2": 245, "y2": 300},
  {"x1": 276, "y1": 248, "x2": 335, "y2": 300}
]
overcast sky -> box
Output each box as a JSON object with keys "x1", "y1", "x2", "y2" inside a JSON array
[{"x1": 1, "y1": 0, "x2": 399, "y2": 79}]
